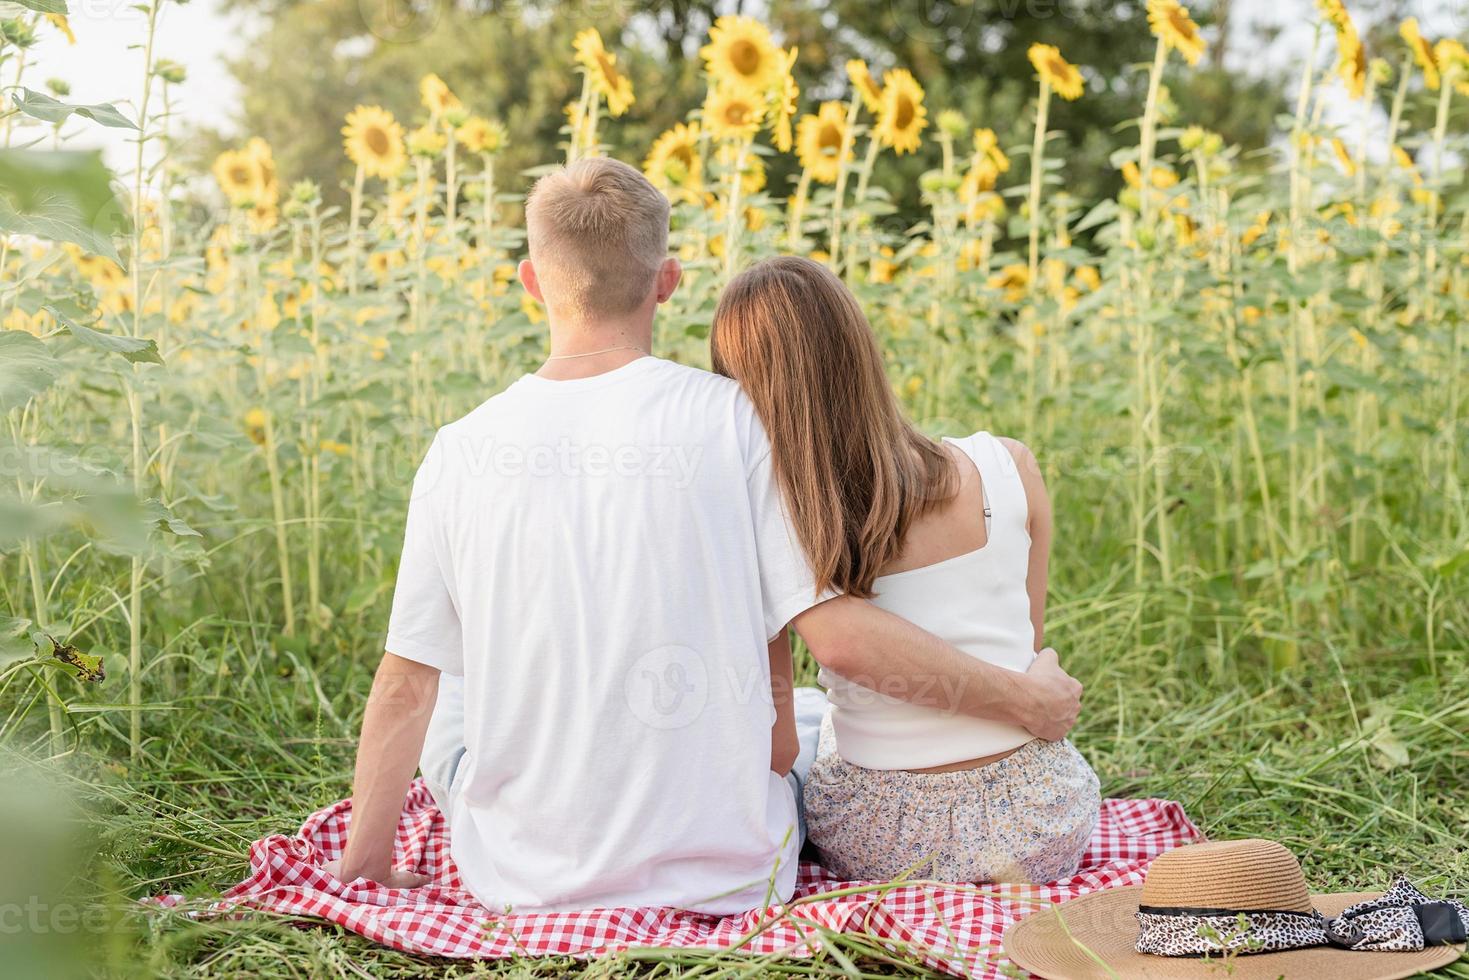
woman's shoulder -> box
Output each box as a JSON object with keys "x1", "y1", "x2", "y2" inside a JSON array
[{"x1": 948, "y1": 431, "x2": 1039, "y2": 473}]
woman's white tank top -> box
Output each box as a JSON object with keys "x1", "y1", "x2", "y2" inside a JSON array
[{"x1": 819, "y1": 431, "x2": 1038, "y2": 770}]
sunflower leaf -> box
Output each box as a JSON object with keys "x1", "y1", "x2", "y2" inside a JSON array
[
  {"x1": 13, "y1": 89, "x2": 138, "y2": 130},
  {"x1": 0, "y1": 150, "x2": 127, "y2": 266},
  {"x1": 45, "y1": 305, "x2": 164, "y2": 365},
  {"x1": 10, "y1": 0, "x2": 68, "y2": 12},
  {"x1": 0, "y1": 331, "x2": 62, "y2": 412}
]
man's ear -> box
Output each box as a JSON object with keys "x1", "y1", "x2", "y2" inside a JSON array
[
  {"x1": 654, "y1": 257, "x2": 682, "y2": 305},
  {"x1": 518, "y1": 259, "x2": 545, "y2": 303}
]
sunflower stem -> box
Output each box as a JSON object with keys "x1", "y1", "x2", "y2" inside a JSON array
[
  {"x1": 127, "y1": 0, "x2": 163, "y2": 762},
  {"x1": 1026, "y1": 78, "x2": 1051, "y2": 291},
  {"x1": 828, "y1": 92, "x2": 862, "y2": 277},
  {"x1": 1138, "y1": 38, "x2": 1169, "y2": 229},
  {"x1": 787, "y1": 167, "x2": 811, "y2": 250},
  {"x1": 346, "y1": 164, "x2": 365, "y2": 296},
  {"x1": 723, "y1": 137, "x2": 752, "y2": 280}
]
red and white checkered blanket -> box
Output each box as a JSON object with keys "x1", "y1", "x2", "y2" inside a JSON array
[{"x1": 155, "y1": 780, "x2": 1200, "y2": 978}]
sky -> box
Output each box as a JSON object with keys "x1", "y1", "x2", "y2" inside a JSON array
[{"x1": 20, "y1": 0, "x2": 1468, "y2": 173}]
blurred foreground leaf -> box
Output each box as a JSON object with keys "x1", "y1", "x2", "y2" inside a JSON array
[
  {"x1": 0, "y1": 150, "x2": 126, "y2": 266},
  {"x1": 0, "y1": 331, "x2": 61, "y2": 411}
]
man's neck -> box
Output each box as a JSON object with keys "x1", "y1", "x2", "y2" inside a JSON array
[{"x1": 536, "y1": 314, "x2": 655, "y2": 381}]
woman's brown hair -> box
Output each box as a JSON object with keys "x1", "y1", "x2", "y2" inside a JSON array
[{"x1": 711, "y1": 256, "x2": 957, "y2": 598}]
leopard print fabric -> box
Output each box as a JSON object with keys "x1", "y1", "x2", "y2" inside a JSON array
[
  {"x1": 1327, "y1": 875, "x2": 1469, "y2": 951},
  {"x1": 1136, "y1": 874, "x2": 1469, "y2": 957},
  {"x1": 1135, "y1": 908, "x2": 1329, "y2": 956}
]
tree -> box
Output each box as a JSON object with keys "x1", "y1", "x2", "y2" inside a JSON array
[{"x1": 198, "y1": 0, "x2": 1286, "y2": 221}]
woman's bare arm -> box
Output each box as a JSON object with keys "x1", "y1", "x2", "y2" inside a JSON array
[{"x1": 999, "y1": 437, "x2": 1051, "y2": 651}]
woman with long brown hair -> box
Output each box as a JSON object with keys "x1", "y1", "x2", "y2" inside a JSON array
[{"x1": 711, "y1": 256, "x2": 1099, "y2": 883}]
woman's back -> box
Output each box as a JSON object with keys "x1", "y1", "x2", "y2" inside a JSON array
[{"x1": 821, "y1": 431, "x2": 1039, "y2": 771}]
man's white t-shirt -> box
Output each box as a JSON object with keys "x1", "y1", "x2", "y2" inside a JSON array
[{"x1": 385, "y1": 356, "x2": 825, "y2": 914}]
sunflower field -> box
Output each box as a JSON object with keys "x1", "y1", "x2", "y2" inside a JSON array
[{"x1": 1, "y1": 1, "x2": 1468, "y2": 976}]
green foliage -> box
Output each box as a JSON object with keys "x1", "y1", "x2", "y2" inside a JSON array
[
  {"x1": 12, "y1": 88, "x2": 138, "y2": 129},
  {"x1": 0, "y1": 150, "x2": 127, "y2": 265}
]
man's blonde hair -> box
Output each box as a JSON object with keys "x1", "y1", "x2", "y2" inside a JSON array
[{"x1": 525, "y1": 157, "x2": 671, "y2": 321}]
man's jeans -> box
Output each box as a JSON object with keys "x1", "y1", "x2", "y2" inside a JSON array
[{"x1": 420, "y1": 678, "x2": 827, "y2": 847}]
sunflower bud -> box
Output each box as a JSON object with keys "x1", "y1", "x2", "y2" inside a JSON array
[
  {"x1": 919, "y1": 171, "x2": 960, "y2": 194},
  {"x1": 407, "y1": 125, "x2": 447, "y2": 158},
  {"x1": 1, "y1": 19, "x2": 37, "y2": 48},
  {"x1": 45, "y1": 78, "x2": 71, "y2": 97},
  {"x1": 936, "y1": 109, "x2": 968, "y2": 140},
  {"x1": 441, "y1": 105, "x2": 470, "y2": 129},
  {"x1": 154, "y1": 59, "x2": 187, "y2": 85},
  {"x1": 290, "y1": 180, "x2": 321, "y2": 205}
]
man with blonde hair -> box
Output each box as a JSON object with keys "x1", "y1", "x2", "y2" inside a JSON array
[{"x1": 331, "y1": 157, "x2": 1083, "y2": 913}]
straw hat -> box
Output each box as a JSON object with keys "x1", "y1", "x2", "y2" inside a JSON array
[{"x1": 1004, "y1": 840, "x2": 1465, "y2": 979}]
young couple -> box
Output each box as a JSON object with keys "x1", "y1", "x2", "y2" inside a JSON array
[{"x1": 327, "y1": 158, "x2": 1099, "y2": 913}]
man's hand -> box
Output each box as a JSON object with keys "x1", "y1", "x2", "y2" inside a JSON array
[
  {"x1": 323, "y1": 858, "x2": 430, "y2": 890},
  {"x1": 1015, "y1": 648, "x2": 1082, "y2": 741}
]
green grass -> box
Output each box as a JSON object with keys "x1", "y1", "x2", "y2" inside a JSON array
[{"x1": 5, "y1": 572, "x2": 1465, "y2": 978}]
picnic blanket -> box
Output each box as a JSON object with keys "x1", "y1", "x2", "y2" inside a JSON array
[{"x1": 156, "y1": 779, "x2": 1202, "y2": 978}]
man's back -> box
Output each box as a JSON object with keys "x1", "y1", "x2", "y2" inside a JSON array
[{"x1": 386, "y1": 356, "x2": 818, "y2": 912}]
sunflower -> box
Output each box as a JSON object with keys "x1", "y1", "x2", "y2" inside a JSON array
[
  {"x1": 846, "y1": 59, "x2": 884, "y2": 114},
  {"x1": 702, "y1": 86, "x2": 766, "y2": 141},
  {"x1": 1400, "y1": 18, "x2": 1440, "y2": 91},
  {"x1": 212, "y1": 148, "x2": 266, "y2": 207},
  {"x1": 973, "y1": 128, "x2": 1010, "y2": 175},
  {"x1": 44, "y1": 13, "x2": 75, "y2": 44},
  {"x1": 770, "y1": 46, "x2": 799, "y2": 153},
  {"x1": 1316, "y1": 0, "x2": 1349, "y2": 29},
  {"x1": 796, "y1": 102, "x2": 851, "y2": 184},
  {"x1": 573, "y1": 28, "x2": 635, "y2": 117},
  {"x1": 644, "y1": 122, "x2": 704, "y2": 201},
  {"x1": 1319, "y1": 3, "x2": 1367, "y2": 99},
  {"x1": 1147, "y1": 0, "x2": 1206, "y2": 65},
  {"x1": 247, "y1": 200, "x2": 279, "y2": 234},
  {"x1": 1436, "y1": 39, "x2": 1469, "y2": 95},
  {"x1": 243, "y1": 408, "x2": 269, "y2": 446},
  {"x1": 245, "y1": 137, "x2": 280, "y2": 205},
  {"x1": 456, "y1": 116, "x2": 508, "y2": 155},
  {"x1": 873, "y1": 69, "x2": 927, "y2": 154},
  {"x1": 988, "y1": 263, "x2": 1031, "y2": 303},
  {"x1": 701, "y1": 16, "x2": 783, "y2": 96},
  {"x1": 1330, "y1": 137, "x2": 1357, "y2": 176},
  {"x1": 963, "y1": 130, "x2": 1010, "y2": 198},
  {"x1": 1337, "y1": 26, "x2": 1368, "y2": 99},
  {"x1": 419, "y1": 73, "x2": 461, "y2": 118},
  {"x1": 342, "y1": 105, "x2": 407, "y2": 179},
  {"x1": 1028, "y1": 44, "x2": 1086, "y2": 100}
]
